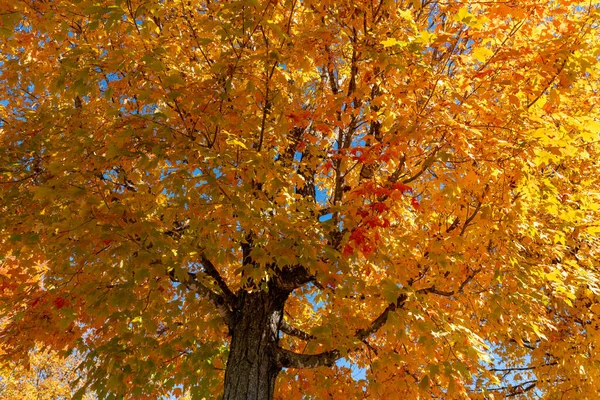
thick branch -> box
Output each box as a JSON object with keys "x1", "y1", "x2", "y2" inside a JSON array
[
  {"x1": 357, "y1": 294, "x2": 408, "y2": 340},
  {"x1": 274, "y1": 265, "x2": 316, "y2": 292},
  {"x1": 164, "y1": 222, "x2": 237, "y2": 308},
  {"x1": 279, "y1": 319, "x2": 314, "y2": 341},
  {"x1": 277, "y1": 279, "x2": 475, "y2": 368},
  {"x1": 168, "y1": 268, "x2": 233, "y2": 326},
  {"x1": 277, "y1": 348, "x2": 340, "y2": 369}
]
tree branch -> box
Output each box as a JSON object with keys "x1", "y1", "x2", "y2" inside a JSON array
[
  {"x1": 460, "y1": 200, "x2": 483, "y2": 236},
  {"x1": 489, "y1": 362, "x2": 557, "y2": 373},
  {"x1": 274, "y1": 265, "x2": 316, "y2": 292},
  {"x1": 277, "y1": 348, "x2": 340, "y2": 369},
  {"x1": 526, "y1": 58, "x2": 567, "y2": 109},
  {"x1": 168, "y1": 268, "x2": 233, "y2": 326},
  {"x1": 164, "y1": 222, "x2": 237, "y2": 308},
  {"x1": 356, "y1": 293, "x2": 408, "y2": 340},
  {"x1": 199, "y1": 254, "x2": 237, "y2": 307},
  {"x1": 458, "y1": 268, "x2": 482, "y2": 294},
  {"x1": 460, "y1": 184, "x2": 488, "y2": 236},
  {"x1": 506, "y1": 380, "x2": 538, "y2": 397},
  {"x1": 402, "y1": 146, "x2": 441, "y2": 184},
  {"x1": 276, "y1": 278, "x2": 477, "y2": 368},
  {"x1": 279, "y1": 319, "x2": 314, "y2": 341}
]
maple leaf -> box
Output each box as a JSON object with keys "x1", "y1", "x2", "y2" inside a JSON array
[
  {"x1": 411, "y1": 197, "x2": 421, "y2": 210},
  {"x1": 52, "y1": 297, "x2": 67, "y2": 310},
  {"x1": 392, "y1": 182, "x2": 413, "y2": 193}
]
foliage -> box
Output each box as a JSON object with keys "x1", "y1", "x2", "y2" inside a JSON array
[
  {"x1": 0, "y1": 347, "x2": 93, "y2": 400},
  {"x1": 1, "y1": 0, "x2": 600, "y2": 398}
]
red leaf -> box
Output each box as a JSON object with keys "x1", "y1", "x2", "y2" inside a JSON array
[
  {"x1": 53, "y1": 297, "x2": 67, "y2": 310},
  {"x1": 349, "y1": 228, "x2": 366, "y2": 244},
  {"x1": 370, "y1": 202, "x2": 388, "y2": 214},
  {"x1": 356, "y1": 153, "x2": 368, "y2": 163},
  {"x1": 356, "y1": 209, "x2": 369, "y2": 218},
  {"x1": 343, "y1": 245, "x2": 354, "y2": 257},
  {"x1": 392, "y1": 182, "x2": 413, "y2": 193},
  {"x1": 322, "y1": 160, "x2": 334, "y2": 174},
  {"x1": 411, "y1": 197, "x2": 420, "y2": 210},
  {"x1": 365, "y1": 217, "x2": 380, "y2": 228},
  {"x1": 360, "y1": 243, "x2": 375, "y2": 257}
]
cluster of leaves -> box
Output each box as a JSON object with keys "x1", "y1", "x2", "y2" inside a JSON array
[
  {"x1": 0, "y1": 346, "x2": 94, "y2": 400},
  {"x1": 1, "y1": 0, "x2": 600, "y2": 398}
]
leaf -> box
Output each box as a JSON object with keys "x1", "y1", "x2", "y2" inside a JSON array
[
  {"x1": 454, "y1": 7, "x2": 474, "y2": 24},
  {"x1": 32, "y1": 186, "x2": 54, "y2": 200},
  {"x1": 411, "y1": 197, "x2": 421, "y2": 210},
  {"x1": 226, "y1": 138, "x2": 248, "y2": 149},
  {"x1": 472, "y1": 47, "x2": 493, "y2": 63},
  {"x1": 381, "y1": 38, "x2": 404, "y2": 48}
]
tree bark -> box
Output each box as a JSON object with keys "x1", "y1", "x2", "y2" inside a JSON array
[{"x1": 222, "y1": 288, "x2": 287, "y2": 400}]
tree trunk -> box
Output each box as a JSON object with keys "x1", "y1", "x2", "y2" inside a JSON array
[{"x1": 222, "y1": 289, "x2": 287, "y2": 400}]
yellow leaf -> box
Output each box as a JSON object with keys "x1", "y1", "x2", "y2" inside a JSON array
[
  {"x1": 472, "y1": 47, "x2": 493, "y2": 63},
  {"x1": 381, "y1": 38, "x2": 401, "y2": 48},
  {"x1": 454, "y1": 7, "x2": 474, "y2": 23},
  {"x1": 226, "y1": 139, "x2": 248, "y2": 149},
  {"x1": 416, "y1": 30, "x2": 436, "y2": 45},
  {"x1": 546, "y1": 270, "x2": 563, "y2": 283}
]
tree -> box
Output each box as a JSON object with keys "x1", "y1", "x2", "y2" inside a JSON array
[
  {"x1": 0, "y1": 346, "x2": 93, "y2": 400},
  {"x1": 1, "y1": 0, "x2": 600, "y2": 398}
]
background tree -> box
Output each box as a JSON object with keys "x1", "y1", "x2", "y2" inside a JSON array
[
  {"x1": 0, "y1": 346, "x2": 93, "y2": 400},
  {"x1": 1, "y1": 0, "x2": 600, "y2": 398}
]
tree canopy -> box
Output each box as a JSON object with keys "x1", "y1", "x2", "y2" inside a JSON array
[
  {"x1": 0, "y1": 346, "x2": 93, "y2": 400},
  {"x1": 1, "y1": 0, "x2": 600, "y2": 398}
]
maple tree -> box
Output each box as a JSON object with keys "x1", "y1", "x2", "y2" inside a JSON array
[
  {"x1": 0, "y1": 346, "x2": 93, "y2": 400},
  {"x1": 1, "y1": 0, "x2": 600, "y2": 398}
]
